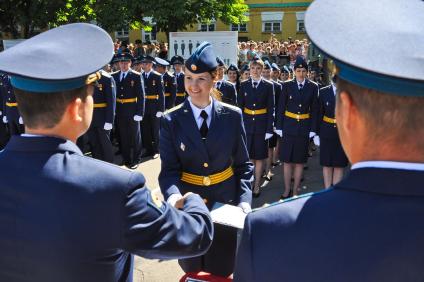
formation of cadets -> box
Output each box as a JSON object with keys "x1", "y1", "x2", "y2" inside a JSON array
[{"x1": 0, "y1": 49, "x2": 348, "y2": 197}]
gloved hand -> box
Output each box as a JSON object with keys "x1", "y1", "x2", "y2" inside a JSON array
[
  {"x1": 19, "y1": 117, "x2": 24, "y2": 124},
  {"x1": 103, "y1": 122, "x2": 113, "y2": 130},
  {"x1": 167, "y1": 193, "x2": 183, "y2": 208},
  {"x1": 309, "y1": 132, "x2": 316, "y2": 138},
  {"x1": 238, "y1": 202, "x2": 252, "y2": 214},
  {"x1": 133, "y1": 115, "x2": 143, "y2": 122},
  {"x1": 313, "y1": 135, "x2": 320, "y2": 146},
  {"x1": 156, "y1": 111, "x2": 163, "y2": 118},
  {"x1": 0, "y1": 111, "x2": 2, "y2": 116},
  {"x1": 3, "y1": 116, "x2": 8, "y2": 123},
  {"x1": 265, "y1": 133, "x2": 273, "y2": 140},
  {"x1": 274, "y1": 129, "x2": 282, "y2": 137}
]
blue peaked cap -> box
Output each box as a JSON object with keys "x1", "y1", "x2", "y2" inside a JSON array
[{"x1": 185, "y1": 42, "x2": 218, "y2": 73}]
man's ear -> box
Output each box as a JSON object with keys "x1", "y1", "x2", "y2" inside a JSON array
[
  {"x1": 66, "y1": 98, "x2": 83, "y2": 123},
  {"x1": 337, "y1": 91, "x2": 355, "y2": 132}
]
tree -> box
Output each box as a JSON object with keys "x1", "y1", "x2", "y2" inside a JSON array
[{"x1": 140, "y1": 0, "x2": 249, "y2": 42}]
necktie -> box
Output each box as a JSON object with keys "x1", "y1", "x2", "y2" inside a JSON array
[
  {"x1": 143, "y1": 73, "x2": 148, "y2": 80},
  {"x1": 199, "y1": 110, "x2": 208, "y2": 140},
  {"x1": 299, "y1": 83, "x2": 303, "y2": 91},
  {"x1": 217, "y1": 81, "x2": 221, "y2": 89},
  {"x1": 121, "y1": 72, "x2": 126, "y2": 82},
  {"x1": 253, "y1": 81, "x2": 258, "y2": 89}
]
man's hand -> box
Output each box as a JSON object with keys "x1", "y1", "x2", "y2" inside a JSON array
[
  {"x1": 174, "y1": 192, "x2": 194, "y2": 209},
  {"x1": 133, "y1": 115, "x2": 143, "y2": 122}
]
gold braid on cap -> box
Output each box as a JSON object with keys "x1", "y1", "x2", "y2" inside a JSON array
[{"x1": 85, "y1": 72, "x2": 101, "y2": 85}]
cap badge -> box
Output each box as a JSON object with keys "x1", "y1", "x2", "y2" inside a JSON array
[{"x1": 191, "y1": 64, "x2": 197, "y2": 71}]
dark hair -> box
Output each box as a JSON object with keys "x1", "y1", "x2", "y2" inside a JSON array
[
  {"x1": 208, "y1": 69, "x2": 222, "y2": 101},
  {"x1": 14, "y1": 86, "x2": 89, "y2": 129},
  {"x1": 336, "y1": 78, "x2": 423, "y2": 143}
]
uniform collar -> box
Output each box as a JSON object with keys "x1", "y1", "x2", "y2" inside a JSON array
[
  {"x1": 297, "y1": 79, "x2": 306, "y2": 87},
  {"x1": 251, "y1": 77, "x2": 262, "y2": 88},
  {"x1": 336, "y1": 166, "x2": 424, "y2": 196},
  {"x1": 331, "y1": 83, "x2": 337, "y2": 95},
  {"x1": 351, "y1": 161, "x2": 424, "y2": 171},
  {"x1": 4, "y1": 135, "x2": 83, "y2": 155},
  {"x1": 188, "y1": 96, "x2": 213, "y2": 121}
]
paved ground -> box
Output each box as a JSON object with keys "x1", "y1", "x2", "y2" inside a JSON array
[{"x1": 125, "y1": 146, "x2": 331, "y2": 281}]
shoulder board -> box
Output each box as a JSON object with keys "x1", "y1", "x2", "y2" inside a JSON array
[
  {"x1": 100, "y1": 70, "x2": 112, "y2": 78},
  {"x1": 220, "y1": 101, "x2": 240, "y2": 112},
  {"x1": 164, "y1": 103, "x2": 184, "y2": 115},
  {"x1": 131, "y1": 70, "x2": 141, "y2": 76},
  {"x1": 166, "y1": 72, "x2": 175, "y2": 78},
  {"x1": 111, "y1": 70, "x2": 120, "y2": 76},
  {"x1": 152, "y1": 70, "x2": 161, "y2": 76},
  {"x1": 251, "y1": 188, "x2": 334, "y2": 213}
]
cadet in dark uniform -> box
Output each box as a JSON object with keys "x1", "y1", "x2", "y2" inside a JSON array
[
  {"x1": 226, "y1": 63, "x2": 240, "y2": 94},
  {"x1": 111, "y1": 52, "x2": 144, "y2": 169},
  {"x1": 280, "y1": 65, "x2": 290, "y2": 82},
  {"x1": 140, "y1": 55, "x2": 165, "y2": 159},
  {"x1": 0, "y1": 73, "x2": 10, "y2": 148},
  {"x1": 159, "y1": 42, "x2": 253, "y2": 277},
  {"x1": 0, "y1": 23, "x2": 213, "y2": 282},
  {"x1": 270, "y1": 63, "x2": 283, "y2": 167},
  {"x1": 315, "y1": 78, "x2": 348, "y2": 187},
  {"x1": 240, "y1": 64, "x2": 250, "y2": 82},
  {"x1": 1, "y1": 74, "x2": 24, "y2": 136},
  {"x1": 238, "y1": 56, "x2": 275, "y2": 197},
  {"x1": 171, "y1": 55, "x2": 186, "y2": 105},
  {"x1": 275, "y1": 56, "x2": 319, "y2": 199},
  {"x1": 235, "y1": 1, "x2": 424, "y2": 281},
  {"x1": 215, "y1": 57, "x2": 237, "y2": 105},
  {"x1": 154, "y1": 57, "x2": 177, "y2": 110},
  {"x1": 81, "y1": 69, "x2": 116, "y2": 163}
]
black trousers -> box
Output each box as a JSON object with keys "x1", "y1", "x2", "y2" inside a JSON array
[
  {"x1": 8, "y1": 121, "x2": 24, "y2": 136},
  {"x1": 117, "y1": 116, "x2": 142, "y2": 165},
  {"x1": 85, "y1": 126, "x2": 114, "y2": 163},
  {"x1": 141, "y1": 114, "x2": 160, "y2": 154},
  {"x1": 0, "y1": 123, "x2": 9, "y2": 150}
]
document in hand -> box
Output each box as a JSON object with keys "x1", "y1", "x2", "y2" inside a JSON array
[{"x1": 210, "y1": 202, "x2": 247, "y2": 229}]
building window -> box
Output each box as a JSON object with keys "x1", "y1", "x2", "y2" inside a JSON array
[
  {"x1": 262, "y1": 21, "x2": 281, "y2": 32},
  {"x1": 199, "y1": 22, "x2": 216, "y2": 32},
  {"x1": 296, "y1": 12, "x2": 306, "y2": 33},
  {"x1": 231, "y1": 23, "x2": 247, "y2": 32},
  {"x1": 261, "y1": 12, "x2": 283, "y2": 33},
  {"x1": 115, "y1": 28, "x2": 129, "y2": 39}
]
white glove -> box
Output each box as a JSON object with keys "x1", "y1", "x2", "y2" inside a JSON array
[
  {"x1": 313, "y1": 135, "x2": 320, "y2": 146},
  {"x1": 0, "y1": 111, "x2": 2, "y2": 116},
  {"x1": 3, "y1": 116, "x2": 8, "y2": 123},
  {"x1": 156, "y1": 111, "x2": 163, "y2": 118},
  {"x1": 238, "y1": 202, "x2": 252, "y2": 214},
  {"x1": 274, "y1": 129, "x2": 282, "y2": 137},
  {"x1": 167, "y1": 193, "x2": 183, "y2": 207},
  {"x1": 265, "y1": 133, "x2": 273, "y2": 140},
  {"x1": 133, "y1": 115, "x2": 143, "y2": 122},
  {"x1": 18, "y1": 117, "x2": 24, "y2": 125},
  {"x1": 103, "y1": 122, "x2": 113, "y2": 130},
  {"x1": 309, "y1": 132, "x2": 316, "y2": 138}
]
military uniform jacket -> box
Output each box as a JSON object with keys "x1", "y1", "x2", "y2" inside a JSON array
[
  {"x1": 238, "y1": 78, "x2": 275, "y2": 135},
  {"x1": 216, "y1": 80, "x2": 237, "y2": 105},
  {"x1": 163, "y1": 72, "x2": 177, "y2": 109},
  {"x1": 0, "y1": 74, "x2": 20, "y2": 122},
  {"x1": 112, "y1": 70, "x2": 144, "y2": 118},
  {"x1": 175, "y1": 72, "x2": 186, "y2": 104},
  {"x1": 317, "y1": 85, "x2": 338, "y2": 139},
  {"x1": 91, "y1": 70, "x2": 116, "y2": 127},
  {"x1": 272, "y1": 80, "x2": 283, "y2": 123},
  {"x1": 142, "y1": 70, "x2": 165, "y2": 115},
  {"x1": 0, "y1": 136, "x2": 213, "y2": 282},
  {"x1": 159, "y1": 100, "x2": 253, "y2": 207},
  {"x1": 276, "y1": 79, "x2": 319, "y2": 137},
  {"x1": 234, "y1": 167, "x2": 424, "y2": 282}
]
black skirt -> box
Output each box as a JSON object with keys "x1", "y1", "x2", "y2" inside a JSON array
[
  {"x1": 246, "y1": 133, "x2": 268, "y2": 160},
  {"x1": 268, "y1": 133, "x2": 278, "y2": 148},
  {"x1": 320, "y1": 137, "x2": 349, "y2": 167},
  {"x1": 280, "y1": 134, "x2": 309, "y2": 164}
]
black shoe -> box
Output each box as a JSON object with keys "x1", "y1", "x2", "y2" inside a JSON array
[
  {"x1": 280, "y1": 194, "x2": 290, "y2": 200},
  {"x1": 262, "y1": 175, "x2": 272, "y2": 181},
  {"x1": 126, "y1": 163, "x2": 139, "y2": 170}
]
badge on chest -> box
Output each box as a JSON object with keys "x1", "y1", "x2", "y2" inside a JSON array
[{"x1": 131, "y1": 80, "x2": 135, "y2": 87}]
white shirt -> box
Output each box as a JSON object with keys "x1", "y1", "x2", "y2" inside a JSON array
[
  {"x1": 351, "y1": 161, "x2": 424, "y2": 171},
  {"x1": 297, "y1": 79, "x2": 306, "y2": 89},
  {"x1": 120, "y1": 71, "x2": 129, "y2": 81},
  {"x1": 251, "y1": 78, "x2": 262, "y2": 88},
  {"x1": 188, "y1": 96, "x2": 213, "y2": 129},
  {"x1": 143, "y1": 70, "x2": 152, "y2": 79},
  {"x1": 332, "y1": 83, "x2": 337, "y2": 96}
]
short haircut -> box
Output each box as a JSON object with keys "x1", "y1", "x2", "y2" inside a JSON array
[
  {"x1": 249, "y1": 60, "x2": 264, "y2": 69},
  {"x1": 336, "y1": 78, "x2": 423, "y2": 143},
  {"x1": 14, "y1": 86, "x2": 89, "y2": 129}
]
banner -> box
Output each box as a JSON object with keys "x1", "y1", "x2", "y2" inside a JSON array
[{"x1": 169, "y1": 31, "x2": 238, "y2": 66}]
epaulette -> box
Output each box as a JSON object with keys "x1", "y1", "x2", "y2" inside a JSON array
[
  {"x1": 220, "y1": 102, "x2": 240, "y2": 112},
  {"x1": 164, "y1": 103, "x2": 184, "y2": 115},
  {"x1": 100, "y1": 69, "x2": 112, "y2": 78},
  {"x1": 251, "y1": 187, "x2": 334, "y2": 213},
  {"x1": 131, "y1": 70, "x2": 141, "y2": 76},
  {"x1": 111, "y1": 70, "x2": 120, "y2": 76}
]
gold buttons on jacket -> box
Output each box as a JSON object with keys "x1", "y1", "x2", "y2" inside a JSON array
[
  {"x1": 203, "y1": 163, "x2": 209, "y2": 168},
  {"x1": 203, "y1": 176, "x2": 211, "y2": 186}
]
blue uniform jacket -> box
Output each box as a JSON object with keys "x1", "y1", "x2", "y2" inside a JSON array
[
  {"x1": 0, "y1": 135, "x2": 213, "y2": 282},
  {"x1": 163, "y1": 72, "x2": 177, "y2": 109},
  {"x1": 112, "y1": 70, "x2": 144, "y2": 118},
  {"x1": 238, "y1": 78, "x2": 275, "y2": 135},
  {"x1": 235, "y1": 167, "x2": 424, "y2": 282},
  {"x1": 216, "y1": 80, "x2": 237, "y2": 106},
  {"x1": 159, "y1": 99, "x2": 253, "y2": 206},
  {"x1": 272, "y1": 80, "x2": 283, "y2": 123},
  {"x1": 142, "y1": 70, "x2": 165, "y2": 115},
  {"x1": 0, "y1": 74, "x2": 20, "y2": 122},
  {"x1": 91, "y1": 70, "x2": 116, "y2": 127},
  {"x1": 276, "y1": 79, "x2": 319, "y2": 136},
  {"x1": 175, "y1": 72, "x2": 186, "y2": 105},
  {"x1": 317, "y1": 85, "x2": 338, "y2": 139}
]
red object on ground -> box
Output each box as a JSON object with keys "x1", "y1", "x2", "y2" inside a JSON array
[{"x1": 180, "y1": 272, "x2": 233, "y2": 282}]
